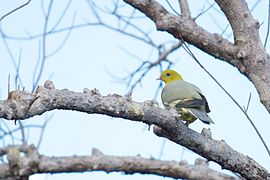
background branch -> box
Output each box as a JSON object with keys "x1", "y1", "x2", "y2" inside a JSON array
[
  {"x1": 0, "y1": 144, "x2": 238, "y2": 180},
  {"x1": 0, "y1": 0, "x2": 31, "y2": 22}
]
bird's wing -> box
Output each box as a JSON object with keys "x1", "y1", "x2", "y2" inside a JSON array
[
  {"x1": 196, "y1": 91, "x2": 211, "y2": 113},
  {"x1": 174, "y1": 98, "x2": 206, "y2": 109}
]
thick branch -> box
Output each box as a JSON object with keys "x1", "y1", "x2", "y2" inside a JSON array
[
  {"x1": 123, "y1": 0, "x2": 238, "y2": 70},
  {"x1": 214, "y1": 0, "x2": 270, "y2": 113},
  {"x1": 123, "y1": 0, "x2": 270, "y2": 113},
  {"x1": 0, "y1": 81, "x2": 269, "y2": 180},
  {"x1": 0, "y1": 145, "x2": 239, "y2": 179}
]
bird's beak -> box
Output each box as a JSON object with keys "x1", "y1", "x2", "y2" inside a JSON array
[{"x1": 156, "y1": 76, "x2": 163, "y2": 81}]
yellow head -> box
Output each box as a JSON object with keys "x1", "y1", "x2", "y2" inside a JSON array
[{"x1": 158, "y1": 70, "x2": 183, "y2": 84}]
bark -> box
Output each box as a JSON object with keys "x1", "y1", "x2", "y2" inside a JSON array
[
  {"x1": 0, "y1": 81, "x2": 269, "y2": 180},
  {"x1": 215, "y1": 0, "x2": 270, "y2": 113}
]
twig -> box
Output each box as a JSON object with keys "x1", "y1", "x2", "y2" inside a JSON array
[
  {"x1": 193, "y1": 2, "x2": 215, "y2": 20},
  {"x1": 0, "y1": 124, "x2": 47, "y2": 140},
  {"x1": 7, "y1": 75, "x2": 10, "y2": 95},
  {"x1": 32, "y1": 0, "x2": 54, "y2": 92},
  {"x1": 37, "y1": 114, "x2": 53, "y2": 149},
  {"x1": 180, "y1": 147, "x2": 186, "y2": 161},
  {"x1": 0, "y1": 28, "x2": 23, "y2": 86},
  {"x1": 124, "y1": 42, "x2": 180, "y2": 92},
  {"x1": 165, "y1": 0, "x2": 180, "y2": 16},
  {"x1": 87, "y1": 1, "x2": 156, "y2": 47},
  {"x1": 264, "y1": 0, "x2": 270, "y2": 47},
  {"x1": 49, "y1": 0, "x2": 72, "y2": 32},
  {"x1": 0, "y1": 119, "x2": 15, "y2": 144},
  {"x1": 244, "y1": 93, "x2": 252, "y2": 112},
  {"x1": 251, "y1": 0, "x2": 262, "y2": 11},
  {"x1": 46, "y1": 11, "x2": 77, "y2": 58},
  {"x1": 15, "y1": 49, "x2": 23, "y2": 89},
  {"x1": 17, "y1": 121, "x2": 26, "y2": 143},
  {"x1": 0, "y1": 0, "x2": 31, "y2": 22},
  {"x1": 158, "y1": 138, "x2": 166, "y2": 159}
]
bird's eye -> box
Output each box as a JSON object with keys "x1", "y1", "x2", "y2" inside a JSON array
[{"x1": 166, "y1": 73, "x2": 170, "y2": 76}]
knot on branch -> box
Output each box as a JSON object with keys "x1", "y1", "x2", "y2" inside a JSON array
[
  {"x1": 255, "y1": 19, "x2": 260, "y2": 29},
  {"x1": 153, "y1": 125, "x2": 168, "y2": 138},
  {"x1": 201, "y1": 128, "x2": 212, "y2": 138},
  {"x1": 213, "y1": 33, "x2": 223, "y2": 43},
  {"x1": 194, "y1": 158, "x2": 209, "y2": 166},
  {"x1": 4, "y1": 144, "x2": 39, "y2": 178},
  {"x1": 8, "y1": 90, "x2": 34, "y2": 101},
  {"x1": 237, "y1": 49, "x2": 247, "y2": 60},
  {"x1": 125, "y1": 90, "x2": 133, "y2": 101},
  {"x1": 143, "y1": 99, "x2": 159, "y2": 108},
  {"x1": 44, "y1": 80, "x2": 55, "y2": 89},
  {"x1": 156, "y1": 14, "x2": 179, "y2": 31},
  {"x1": 91, "y1": 148, "x2": 104, "y2": 156},
  {"x1": 91, "y1": 88, "x2": 100, "y2": 95},
  {"x1": 83, "y1": 88, "x2": 100, "y2": 96},
  {"x1": 179, "y1": 160, "x2": 188, "y2": 165},
  {"x1": 7, "y1": 147, "x2": 21, "y2": 177},
  {"x1": 5, "y1": 90, "x2": 39, "y2": 120}
]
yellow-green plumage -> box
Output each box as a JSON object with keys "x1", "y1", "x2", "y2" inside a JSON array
[{"x1": 158, "y1": 70, "x2": 214, "y2": 125}]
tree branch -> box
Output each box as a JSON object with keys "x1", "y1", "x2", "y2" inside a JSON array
[
  {"x1": 123, "y1": 0, "x2": 237, "y2": 68},
  {"x1": 0, "y1": 0, "x2": 31, "y2": 22},
  {"x1": 178, "y1": 0, "x2": 191, "y2": 18},
  {"x1": 123, "y1": 0, "x2": 270, "y2": 113},
  {"x1": 214, "y1": 0, "x2": 270, "y2": 113},
  {"x1": 0, "y1": 81, "x2": 269, "y2": 180},
  {"x1": 0, "y1": 145, "x2": 238, "y2": 179}
]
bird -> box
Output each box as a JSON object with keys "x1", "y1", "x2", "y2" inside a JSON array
[{"x1": 157, "y1": 69, "x2": 214, "y2": 125}]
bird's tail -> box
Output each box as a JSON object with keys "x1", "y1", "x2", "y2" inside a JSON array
[{"x1": 188, "y1": 108, "x2": 214, "y2": 124}]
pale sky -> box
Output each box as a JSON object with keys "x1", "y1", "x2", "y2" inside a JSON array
[{"x1": 0, "y1": 1, "x2": 269, "y2": 180}]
